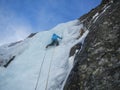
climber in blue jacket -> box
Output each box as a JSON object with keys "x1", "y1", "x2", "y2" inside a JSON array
[{"x1": 46, "y1": 33, "x2": 62, "y2": 48}]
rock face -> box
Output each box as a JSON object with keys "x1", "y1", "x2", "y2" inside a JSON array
[
  {"x1": 27, "y1": 32, "x2": 37, "y2": 38},
  {"x1": 64, "y1": 0, "x2": 120, "y2": 90}
]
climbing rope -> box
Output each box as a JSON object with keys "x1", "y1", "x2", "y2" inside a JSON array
[
  {"x1": 45, "y1": 47, "x2": 56, "y2": 90},
  {"x1": 35, "y1": 50, "x2": 47, "y2": 90}
]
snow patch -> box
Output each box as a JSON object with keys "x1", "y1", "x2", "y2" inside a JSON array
[{"x1": 92, "y1": 13, "x2": 99, "y2": 20}]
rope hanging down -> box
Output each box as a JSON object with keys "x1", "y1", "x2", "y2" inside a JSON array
[
  {"x1": 35, "y1": 50, "x2": 47, "y2": 90},
  {"x1": 45, "y1": 47, "x2": 56, "y2": 90}
]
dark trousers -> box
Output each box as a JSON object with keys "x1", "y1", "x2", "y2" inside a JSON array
[{"x1": 46, "y1": 40, "x2": 59, "y2": 48}]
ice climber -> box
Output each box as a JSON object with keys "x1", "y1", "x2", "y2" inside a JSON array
[{"x1": 46, "y1": 33, "x2": 62, "y2": 48}]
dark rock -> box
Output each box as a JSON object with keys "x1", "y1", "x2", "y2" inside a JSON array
[
  {"x1": 27, "y1": 32, "x2": 37, "y2": 38},
  {"x1": 69, "y1": 43, "x2": 82, "y2": 57},
  {"x1": 4, "y1": 56, "x2": 15, "y2": 68},
  {"x1": 8, "y1": 41, "x2": 22, "y2": 47},
  {"x1": 64, "y1": 0, "x2": 120, "y2": 90}
]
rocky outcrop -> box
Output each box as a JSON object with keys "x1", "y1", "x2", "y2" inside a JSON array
[
  {"x1": 69, "y1": 43, "x2": 82, "y2": 57},
  {"x1": 64, "y1": 0, "x2": 120, "y2": 90},
  {"x1": 27, "y1": 32, "x2": 37, "y2": 38},
  {"x1": 4, "y1": 56, "x2": 15, "y2": 68},
  {"x1": 8, "y1": 41, "x2": 22, "y2": 47}
]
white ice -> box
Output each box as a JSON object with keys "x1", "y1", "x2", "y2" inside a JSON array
[{"x1": 0, "y1": 19, "x2": 89, "y2": 90}]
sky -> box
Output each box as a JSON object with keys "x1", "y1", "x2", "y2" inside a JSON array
[{"x1": 0, "y1": 0, "x2": 101, "y2": 45}]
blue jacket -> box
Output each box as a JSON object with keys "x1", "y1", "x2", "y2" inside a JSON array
[{"x1": 52, "y1": 34, "x2": 62, "y2": 41}]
